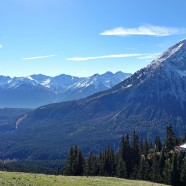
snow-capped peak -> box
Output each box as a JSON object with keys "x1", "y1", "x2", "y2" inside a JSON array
[
  {"x1": 158, "y1": 40, "x2": 185, "y2": 61},
  {"x1": 142, "y1": 39, "x2": 186, "y2": 74},
  {"x1": 27, "y1": 76, "x2": 34, "y2": 81}
]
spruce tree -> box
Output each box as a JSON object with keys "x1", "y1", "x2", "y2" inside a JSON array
[
  {"x1": 77, "y1": 150, "x2": 85, "y2": 176},
  {"x1": 159, "y1": 147, "x2": 166, "y2": 179},
  {"x1": 181, "y1": 155, "x2": 186, "y2": 185},
  {"x1": 71, "y1": 145, "x2": 78, "y2": 175},
  {"x1": 138, "y1": 155, "x2": 149, "y2": 180},
  {"x1": 116, "y1": 157, "x2": 128, "y2": 178},
  {"x1": 130, "y1": 165, "x2": 138, "y2": 180},
  {"x1": 118, "y1": 135, "x2": 131, "y2": 175},
  {"x1": 171, "y1": 153, "x2": 180, "y2": 185},
  {"x1": 104, "y1": 145, "x2": 115, "y2": 176},
  {"x1": 98, "y1": 151, "x2": 105, "y2": 176},
  {"x1": 165, "y1": 124, "x2": 176, "y2": 150},
  {"x1": 85, "y1": 152, "x2": 98, "y2": 176},
  {"x1": 63, "y1": 147, "x2": 74, "y2": 175},
  {"x1": 164, "y1": 159, "x2": 172, "y2": 184},
  {"x1": 131, "y1": 130, "x2": 140, "y2": 171},
  {"x1": 143, "y1": 138, "x2": 150, "y2": 158},
  {"x1": 63, "y1": 146, "x2": 83, "y2": 176},
  {"x1": 151, "y1": 154, "x2": 162, "y2": 183},
  {"x1": 154, "y1": 136, "x2": 162, "y2": 152}
]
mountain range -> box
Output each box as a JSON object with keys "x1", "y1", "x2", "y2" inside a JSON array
[
  {"x1": 0, "y1": 71, "x2": 131, "y2": 108},
  {"x1": 0, "y1": 39, "x2": 186, "y2": 160}
]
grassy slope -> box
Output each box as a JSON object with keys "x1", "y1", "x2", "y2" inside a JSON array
[{"x1": 0, "y1": 171, "x2": 168, "y2": 186}]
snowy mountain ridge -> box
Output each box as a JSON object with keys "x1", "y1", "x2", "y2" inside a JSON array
[{"x1": 0, "y1": 71, "x2": 131, "y2": 108}]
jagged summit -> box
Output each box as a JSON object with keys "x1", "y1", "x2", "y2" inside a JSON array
[
  {"x1": 179, "y1": 38, "x2": 186, "y2": 43},
  {"x1": 150, "y1": 39, "x2": 186, "y2": 70},
  {"x1": 108, "y1": 39, "x2": 186, "y2": 98},
  {"x1": 0, "y1": 71, "x2": 131, "y2": 108}
]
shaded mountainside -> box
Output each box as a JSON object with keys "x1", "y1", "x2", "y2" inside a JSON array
[
  {"x1": 0, "y1": 108, "x2": 32, "y2": 134},
  {"x1": 0, "y1": 72, "x2": 131, "y2": 108},
  {"x1": 0, "y1": 40, "x2": 186, "y2": 160}
]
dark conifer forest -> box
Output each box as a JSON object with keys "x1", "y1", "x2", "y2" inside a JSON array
[
  {"x1": 63, "y1": 124, "x2": 186, "y2": 185},
  {"x1": 0, "y1": 124, "x2": 186, "y2": 185}
]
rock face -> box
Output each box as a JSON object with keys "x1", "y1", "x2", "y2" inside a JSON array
[
  {"x1": 0, "y1": 72, "x2": 131, "y2": 108},
  {"x1": 0, "y1": 40, "x2": 186, "y2": 160}
]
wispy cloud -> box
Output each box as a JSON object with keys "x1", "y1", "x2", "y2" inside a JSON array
[
  {"x1": 66, "y1": 54, "x2": 144, "y2": 61},
  {"x1": 66, "y1": 53, "x2": 159, "y2": 61},
  {"x1": 100, "y1": 25, "x2": 185, "y2": 36},
  {"x1": 23, "y1": 55, "x2": 56, "y2": 60},
  {"x1": 0, "y1": 44, "x2": 3, "y2": 48}
]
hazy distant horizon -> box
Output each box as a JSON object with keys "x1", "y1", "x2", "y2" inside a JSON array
[{"x1": 1, "y1": 70, "x2": 132, "y2": 79}]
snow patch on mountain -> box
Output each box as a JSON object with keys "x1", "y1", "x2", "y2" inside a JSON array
[
  {"x1": 0, "y1": 71, "x2": 131, "y2": 108},
  {"x1": 41, "y1": 79, "x2": 51, "y2": 88}
]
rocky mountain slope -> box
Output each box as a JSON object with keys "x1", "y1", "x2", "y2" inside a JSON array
[{"x1": 0, "y1": 40, "x2": 186, "y2": 160}]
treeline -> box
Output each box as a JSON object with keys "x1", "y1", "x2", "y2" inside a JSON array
[
  {"x1": 0, "y1": 159, "x2": 62, "y2": 175},
  {"x1": 63, "y1": 124, "x2": 186, "y2": 186}
]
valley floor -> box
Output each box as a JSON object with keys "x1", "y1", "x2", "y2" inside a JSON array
[{"x1": 0, "y1": 171, "x2": 168, "y2": 186}]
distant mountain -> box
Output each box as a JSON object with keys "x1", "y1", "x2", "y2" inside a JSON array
[
  {"x1": 59, "y1": 71, "x2": 130, "y2": 101},
  {"x1": 0, "y1": 72, "x2": 131, "y2": 108},
  {"x1": 1, "y1": 40, "x2": 186, "y2": 160}
]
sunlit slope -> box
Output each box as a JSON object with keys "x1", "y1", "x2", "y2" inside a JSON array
[{"x1": 0, "y1": 171, "x2": 169, "y2": 186}]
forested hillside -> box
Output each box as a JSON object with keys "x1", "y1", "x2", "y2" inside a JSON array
[
  {"x1": 63, "y1": 125, "x2": 186, "y2": 186},
  {"x1": 0, "y1": 125, "x2": 185, "y2": 185}
]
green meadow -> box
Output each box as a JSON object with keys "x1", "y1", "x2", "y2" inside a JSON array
[{"x1": 0, "y1": 171, "x2": 168, "y2": 186}]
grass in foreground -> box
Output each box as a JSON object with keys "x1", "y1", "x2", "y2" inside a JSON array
[{"x1": 0, "y1": 171, "x2": 169, "y2": 186}]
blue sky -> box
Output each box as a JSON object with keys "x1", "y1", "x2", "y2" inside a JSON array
[{"x1": 0, "y1": 0, "x2": 186, "y2": 77}]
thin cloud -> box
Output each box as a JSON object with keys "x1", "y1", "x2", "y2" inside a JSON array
[
  {"x1": 23, "y1": 55, "x2": 56, "y2": 60},
  {"x1": 100, "y1": 25, "x2": 185, "y2": 36},
  {"x1": 138, "y1": 53, "x2": 160, "y2": 60},
  {"x1": 66, "y1": 53, "x2": 160, "y2": 61},
  {"x1": 0, "y1": 44, "x2": 3, "y2": 48},
  {"x1": 66, "y1": 54, "x2": 144, "y2": 61}
]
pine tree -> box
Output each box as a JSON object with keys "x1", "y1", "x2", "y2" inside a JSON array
[
  {"x1": 77, "y1": 150, "x2": 85, "y2": 176},
  {"x1": 130, "y1": 165, "x2": 138, "y2": 180},
  {"x1": 138, "y1": 155, "x2": 150, "y2": 180},
  {"x1": 143, "y1": 138, "x2": 150, "y2": 158},
  {"x1": 104, "y1": 145, "x2": 115, "y2": 176},
  {"x1": 171, "y1": 153, "x2": 180, "y2": 185},
  {"x1": 164, "y1": 159, "x2": 172, "y2": 184},
  {"x1": 181, "y1": 155, "x2": 186, "y2": 185},
  {"x1": 63, "y1": 147, "x2": 74, "y2": 175},
  {"x1": 154, "y1": 136, "x2": 162, "y2": 152},
  {"x1": 98, "y1": 151, "x2": 105, "y2": 176},
  {"x1": 151, "y1": 154, "x2": 162, "y2": 183},
  {"x1": 116, "y1": 157, "x2": 128, "y2": 178},
  {"x1": 159, "y1": 147, "x2": 166, "y2": 179},
  {"x1": 85, "y1": 152, "x2": 98, "y2": 176},
  {"x1": 71, "y1": 145, "x2": 78, "y2": 175},
  {"x1": 118, "y1": 135, "x2": 131, "y2": 175},
  {"x1": 63, "y1": 146, "x2": 84, "y2": 176},
  {"x1": 131, "y1": 130, "x2": 140, "y2": 171},
  {"x1": 165, "y1": 124, "x2": 176, "y2": 150},
  {"x1": 139, "y1": 138, "x2": 144, "y2": 155}
]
